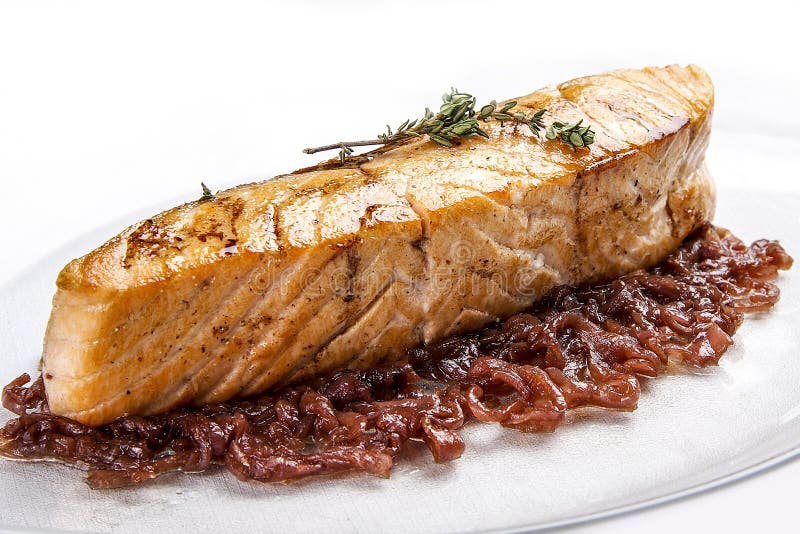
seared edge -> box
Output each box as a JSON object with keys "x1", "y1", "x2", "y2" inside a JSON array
[{"x1": 43, "y1": 65, "x2": 715, "y2": 425}]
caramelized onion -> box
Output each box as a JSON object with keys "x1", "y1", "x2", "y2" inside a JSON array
[{"x1": 0, "y1": 225, "x2": 792, "y2": 487}]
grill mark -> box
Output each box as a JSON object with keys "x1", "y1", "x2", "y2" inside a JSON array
[
  {"x1": 228, "y1": 197, "x2": 245, "y2": 242},
  {"x1": 269, "y1": 203, "x2": 284, "y2": 251},
  {"x1": 195, "y1": 173, "x2": 412, "y2": 404}
]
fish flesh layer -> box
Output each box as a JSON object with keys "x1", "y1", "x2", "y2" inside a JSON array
[{"x1": 43, "y1": 65, "x2": 716, "y2": 426}]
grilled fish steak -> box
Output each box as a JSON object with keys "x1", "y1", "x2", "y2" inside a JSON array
[{"x1": 43, "y1": 65, "x2": 715, "y2": 426}]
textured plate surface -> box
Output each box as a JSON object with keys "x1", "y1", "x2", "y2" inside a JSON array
[{"x1": 1, "y1": 134, "x2": 799, "y2": 533}]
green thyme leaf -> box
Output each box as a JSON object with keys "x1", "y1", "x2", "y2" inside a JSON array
[
  {"x1": 199, "y1": 182, "x2": 214, "y2": 201},
  {"x1": 500, "y1": 101, "x2": 517, "y2": 113},
  {"x1": 303, "y1": 89, "x2": 595, "y2": 160},
  {"x1": 544, "y1": 119, "x2": 597, "y2": 150}
]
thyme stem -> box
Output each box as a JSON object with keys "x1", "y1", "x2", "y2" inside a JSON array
[
  {"x1": 303, "y1": 139, "x2": 386, "y2": 155},
  {"x1": 303, "y1": 88, "x2": 595, "y2": 162}
]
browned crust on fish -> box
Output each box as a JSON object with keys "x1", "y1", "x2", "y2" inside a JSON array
[{"x1": 43, "y1": 64, "x2": 716, "y2": 426}]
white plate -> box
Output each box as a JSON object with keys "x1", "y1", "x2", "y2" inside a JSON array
[{"x1": 1, "y1": 139, "x2": 799, "y2": 533}]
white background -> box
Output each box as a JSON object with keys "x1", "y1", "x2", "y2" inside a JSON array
[{"x1": 1, "y1": 1, "x2": 799, "y2": 532}]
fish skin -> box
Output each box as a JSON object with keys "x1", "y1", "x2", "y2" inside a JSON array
[{"x1": 42, "y1": 64, "x2": 715, "y2": 426}]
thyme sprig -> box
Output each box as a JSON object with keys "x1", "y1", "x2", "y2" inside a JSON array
[
  {"x1": 199, "y1": 182, "x2": 214, "y2": 201},
  {"x1": 303, "y1": 89, "x2": 594, "y2": 162},
  {"x1": 545, "y1": 120, "x2": 596, "y2": 148}
]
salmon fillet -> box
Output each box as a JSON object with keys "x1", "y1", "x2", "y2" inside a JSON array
[{"x1": 43, "y1": 64, "x2": 716, "y2": 426}]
